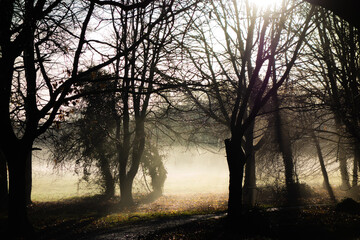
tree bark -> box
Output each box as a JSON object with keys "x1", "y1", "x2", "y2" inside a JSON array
[
  {"x1": 243, "y1": 122, "x2": 256, "y2": 207},
  {"x1": 225, "y1": 138, "x2": 246, "y2": 219},
  {"x1": 99, "y1": 156, "x2": 115, "y2": 198},
  {"x1": 0, "y1": 150, "x2": 8, "y2": 210},
  {"x1": 120, "y1": 176, "x2": 134, "y2": 206},
  {"x1": 117, "y1": 118, "x2": 146, "y2": 207},
  {"x1": 311, "y1": 131, "x2": 336, "y2": 203},
  {"x1": 335, "y1": 119, "x2": 351, "y2": 190},
  {"x1": 273, "y1": 94, "x2": 299, "y2": 205},
  {"x1": 338, "y1": 140, "x2": 350, "y2": 190},
  {"x1": 25, "y1": 149, "x2": 32, "y2": 205},
  {"x1": 5, "y1": 141, "x2": 34, "y2": 237},
  {"x1": 353, "y1": 141, "x2": 360, "y2": 187}
]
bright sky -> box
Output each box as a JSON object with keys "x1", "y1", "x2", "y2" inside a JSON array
[{"x1": 248, "y1": 0, "x2": 281, "y2": 8}]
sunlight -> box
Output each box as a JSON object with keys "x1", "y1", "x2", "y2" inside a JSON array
[{"x1": 248, "y1": 0, "x2": 280, "y2": 8}]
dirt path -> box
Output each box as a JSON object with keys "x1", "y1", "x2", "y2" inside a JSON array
[{"x1": 79, "y1": 213, "x2": 226, "y2": 240}]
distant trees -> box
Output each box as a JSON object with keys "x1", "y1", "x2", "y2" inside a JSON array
[
  {"x1": 50, "y1": 78, "x2": 168, "y2": 201},
  {"x1": 314, "y1": 10, "x2": 360, "y2": 147},
  {"x1": 298, "y1": 7, "x2": 360, "y2": 194}
]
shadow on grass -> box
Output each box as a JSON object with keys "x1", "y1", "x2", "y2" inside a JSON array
[
  {"x1": 144, "y1": 203, "x2": 360, "y2": 240},
  {"x1": 0, "y1": 193, "x2": 165, "y2": 240}
]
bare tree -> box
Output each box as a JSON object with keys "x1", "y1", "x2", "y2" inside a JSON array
[
  {"x1": 299, "y1": 8, "x2": 360, "y2": 192},
  {"x1": 165, "y1": 0, "x2": 315, "y2": 218},
  {"x1": 0, "y1": 0, "x2": 172, "y2": 236},
  {"x1": 110, "y1": 0, "x2": 177, "y2": 206}
]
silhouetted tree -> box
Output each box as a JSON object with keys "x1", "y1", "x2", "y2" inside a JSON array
[
  {"x1": 300, "y1": 8, "x2": 360, "y2": 192},
  {"x1": 48, "y1": 77, "x2": 118, "y2": 198},
  {"x1": 0, "y1": 150, "x2": 7, "y2": 211},
  {"x1": 165, "y1": 0, "x2": 315, "y2": 218},
  {"x1": 0, "y1": 0, "x2": 171, "y2": 236},
  {"x1": 141, "y1": 141, "x2": 167, "y2": 198},
  {"x1": 109, "y1": 0, "x2": 179, "y2": 206}
]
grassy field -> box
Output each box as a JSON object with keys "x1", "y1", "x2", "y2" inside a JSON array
[
  {"x1": 3, "y1": 193, "x2": 227, "y2": 239},
  {"x1": 2, "y1": 191, "x2": 360, "y2": 239}
]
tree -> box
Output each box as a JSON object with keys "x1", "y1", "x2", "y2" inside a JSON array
[
  {"x1": 295, "y1": 97, "x2": 337, "y2": 202},
  {"x1": 141, "y1": 141, "x2": 167, "y2": 199},
  {"x1": 299, "y1": 7, "x2": 360, "y2": 192},
  {"x1": 108, "y1": 0, "x2": 178, "y2": 206},
  {"x1": 49, "y1": 76, "x2": 169, "y2": 200},
  {"x1": 0, "y1": 0, "x2": 171, "y2": 236},
  {"x1": 167, "y1": 0, "x2": 315, "y2": 218},
  {"x1": 48, "y1": 77, "x2": 118, "y2": 199},
  {"x1": 311, "y1": 129, "x2": 337, "y2": 202}
]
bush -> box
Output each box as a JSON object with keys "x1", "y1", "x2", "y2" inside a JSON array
[{"x1": 335, "y1": 198, "x2": 360, "y2": 214}]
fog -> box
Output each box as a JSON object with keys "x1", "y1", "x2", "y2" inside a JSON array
[
  {"x1": 164, "y1": 146, "x2": 228, "y2": 195},
  {"x1": 31, "y1": 146, "x2": 228, "y2": 202},
  {"x1": 31, "y1": 144, "x2": 349, "y2": 202}
]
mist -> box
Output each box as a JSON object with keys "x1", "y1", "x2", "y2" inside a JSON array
[{"x1": 31, "y1": 146, "x2": 228, "y2": 202}]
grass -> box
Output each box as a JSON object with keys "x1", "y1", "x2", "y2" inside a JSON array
[
  {"x1": 143, "y1": 205, "x2": 360, "y2": 239},
  {"x1": 4, "y1": 193, "x2": 227, "y2": 239},
  {"x1": 2, "y1": 188, "x2": 360, "y2": 239}
]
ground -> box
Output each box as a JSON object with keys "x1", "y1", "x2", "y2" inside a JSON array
[{"x1": 2, "y1": 190, "x2": 360, "y2": 239}]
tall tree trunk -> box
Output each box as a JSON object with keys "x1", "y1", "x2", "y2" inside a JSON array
[
  {"x1": 5, "y1": 141, "x2": 34, "y2": 237},
  {"x1": 353, "y1": 141, "x2": 360, "y2": 187},
  {"x1": 118, "y1": 150, "x2": 134, "y2": 206},
  {"x1": 118, "y1": 119, "x2": 146, "y2": 207},
  {"x1": 335, "y1": 119, "x2": 351, "y2": 190},
  {"x1": 99, "y1": 156, "x2": 115, "y2": 198},
  {"x1": 225, "y1": 138, "x2": 246, "y2": 219},
  {"x1": 0, "y1": 4, "x2": 15, "y2": 213},
  {"x1": 338, "y1": 142, "x2": 350, "y2": 190},
  {"x1": 311, "y1": 131, "x2": 336, "y2": 203},
  {"x1": 243, "y1": 122, "x2": 256, "y2": 207},
  {"x1": 120, "y1": 176, "x2": 134, "y2": 206},
  {"x1": 25, "y1": 149, "x2": 32, "y2": 205},
  {"x1": 273, "y1": 94, "x2": 299, "y2": 205},
  {"x1": 0, "y1": 150, "x2": 8, "y2": 211}
]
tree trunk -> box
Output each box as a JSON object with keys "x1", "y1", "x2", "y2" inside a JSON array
[
  {"x1": 243, "y1": 122, "x2": 256, "y2": 207},
  {"x1": 0, "y1": 150, "x2": 8, "y2": 211},
  {"x1": 26, "y1": 149, "x2": 32, "y2": 205},
  {"x1": 273, "y1": 95, "x2": 299, "y2": 205},
  {"x1": 120, "y1": 176, "x2": 134, "y2": 206},
  {"x1": 243, "y1": 154, "x2": 256, "y2": 207},
  {"x1": 335, "y1": 119, "x2": 351, "y2": 190},
  {"x1": 338, "y1": 144, "x2": 350, "y2": 190},
  {"x1": 5, "y1": 142, "x2": 34, "y2": 237},
  {"x1": 352, "y1": 141, "x2": 360, "y2": 187},
  {"x1": 99, "y1": 156, "x2": 115, "y2": 198},
  {"x1": 118, "y1": 120, "x2": 145, "y2": 207},
  {"x1": 311, "y1": 131, "x2": 336, "y2": 203},
  {"x1": 225, "y1": 138, "x2": 246, "y2": 219}
]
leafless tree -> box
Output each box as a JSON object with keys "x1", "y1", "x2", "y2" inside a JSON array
[
  {"x1": 162, "y1": 0, "x2": 315, "y2": 218},
  {"x1": 0, "y1": 0, "x2": 174, "y2": 236},
  {"x1": 298, "y1": 8, "x2": 360, "y2": 192}
]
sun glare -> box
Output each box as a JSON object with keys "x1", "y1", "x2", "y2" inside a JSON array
[{"x1": 248, "y1": 0, "x2": 280, "y2": 8}]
